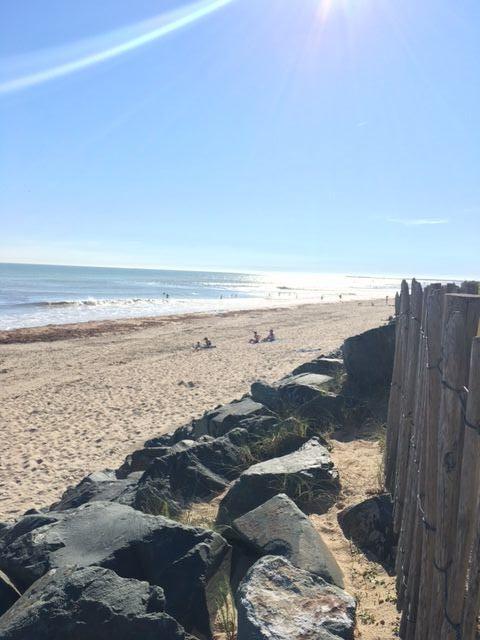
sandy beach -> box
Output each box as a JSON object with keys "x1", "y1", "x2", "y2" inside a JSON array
[{"x1": 0, "y1": 299, "x2": 392, "y2": 521}]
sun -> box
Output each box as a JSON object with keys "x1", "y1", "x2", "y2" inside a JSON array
[{"x1": 317, "y1": 0, "x2": 356, "y2": 24}]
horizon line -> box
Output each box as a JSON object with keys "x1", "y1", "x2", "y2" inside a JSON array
[{"x1": 0, "y1": 260, "x2": 476, "y2": 282}]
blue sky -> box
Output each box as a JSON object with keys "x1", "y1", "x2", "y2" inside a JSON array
[{"x1": 0, "y1": 0, "x2": 479, "y2": 277}]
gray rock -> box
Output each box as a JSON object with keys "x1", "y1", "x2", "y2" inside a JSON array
[
  {"x1": 230, "y1": 494, "x2": 344, "y2": 588},
  {"x1": 143, "y1": 431, "x2": 253, "y2": 503},
  {"x1": 192, "y1": 397, "x2": 270, "y2": 438},
  {"x1": 0, "y1": 501, "x2": 230, "y2": 638},
  {"x1": 132, "y1": 476, "x2": 183, "y2": 518},
  {"x1": 48, "y1": 469, "x2": 182, "y2": 519},
  {"x1": 229, "y1": 417, "x2": 314, "y2": 459},
  {"x1": 338, "y1": 494, "x2": 396, "y2": 569},
  {"x1": 145, "y1": 423, "x2": 195, "y2": 447},
  {"x1": 49, "y1": 470, "x2": 142, "y2": 511},
  {"x1": 292, "y1": 357, "x2": 344, "y2": 377},
  {"x1": 116, "y1": 440, "x2": 198, "y2": 478},
  {"x1": 251, "y1": 374, "x2": 343, "y2": 427},
  {"x1": 217, "y1": 439, "x2": 340, "y2": 525},
  {"x1": 0, "y1": 566, "x2": 190, "y2": 640},
  {"x1": 343, "y1": 323, "x2": 395, "y2": 391},
  {"x1": 250, "y1": 381, "x2": 284, "y2": 413},
  {"x1": 0, "y1": 571, "x2": 19, "y2": 617},
  {"x1": 236, "y1": 556, "x2": 356, "y2": 640}
]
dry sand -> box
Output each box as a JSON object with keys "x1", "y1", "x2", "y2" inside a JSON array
[
  {"x1": 0, "y1": 299, "x2": 392, "y2": 520},
  {"x1": 312, "y1": 432, "x2": 399, "y2": 639}
]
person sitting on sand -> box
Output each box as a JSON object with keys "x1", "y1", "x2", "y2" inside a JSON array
[
  {"x1": 262, "y1": 328, "x2": 275, "y2": 342},
  {"x1": 193, "y1": 341, "x2": 202, "y2": 351},
  {"x1": 203, "y1": 337, "x2": 213, "y2": 348},
  {"x1": 249, "y1": 331, "x2": 260, "y2": 344}
]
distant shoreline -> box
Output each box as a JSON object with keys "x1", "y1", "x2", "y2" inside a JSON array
[{"x1": 0, "y1": 298, "x2": 389, "y2": 345}]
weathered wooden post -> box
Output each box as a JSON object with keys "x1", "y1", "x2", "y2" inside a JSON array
[
  {"x1": 414, "y1": 286, "x2": 446, "y2": 640},
  {"x1": 393, "y1": 279, "x2": 423, "y2": 533},
  {"x1": 431, "y1": 294, "x2": 480, "y2": 638},
  {"x1": 385, "y1": 280, "x2": 410, "y2": 493},
  {"x1": 396, "y1": 285, "x2": 429, "y2": 616},
  {"x1": 401, "y1": 285, "x2": 443, "y2": 639},
  {"x1": 447, "y1": 335, "x2": 480, "y2": 639},
  {"x1": 461, "y1": 339, "x2": 480, "y2": 640}
]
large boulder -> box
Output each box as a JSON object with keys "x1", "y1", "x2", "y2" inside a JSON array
[
  {"x1": 251, "y1": 374, "x2": 343, "y2": 427},
  {"x1": 49, "y1": 470, "x2": 142, "y2": 511},
  {"x1": 191, "y1": 397, "x2": 270, "y2": 438},
  {"x1": 216, "y1": 439, "x2": 340, "y2": 526},
  {"x1": 231, "y1": 416, "x2": 317, "y2": 460},
  {"x1": 343, "y1": 323, "x2": 395, "y2": 391},
  {"x1": 292, "y1": 357, "x2": 344, "y2": 377},
  {"x1": 0, "y1": 501, "x2": 230, "y2": 639},
  {"x1": 145, "y1": 423, "x2": 195, "y2": 448},
  {"x1": 338, "y1": 494, "x2": 396, "y2": 569},
  {"x1": 0, "y1": 571, "x2": 19, "y2": 617},
  {"x1": 236, "y1": 556, "x2": 356, "y2": 640},
  {"x1": 49, "y1": 469, "x2": 182, "y2": 519},
  {"x1": 116, "y1": 440, "x2": 199, "y2": 478},
  {"x1": 142, "y1": 430, "x2": 253, "y2": 503},
  {"x1": 0, "y1": 566, "x2": 190, "y2": 640},
  {"x1": 228, "y1": 494, "x2": 344, "y2": 588},
  {"x1": 52, "y1": 433, "x2": 253, "y2": 518}
]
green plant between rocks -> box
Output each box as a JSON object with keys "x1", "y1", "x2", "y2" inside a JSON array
[{"x1": 214, "y1": 578, "x2": 237, "y2": 640}]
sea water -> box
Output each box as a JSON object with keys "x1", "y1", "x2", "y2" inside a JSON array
[{"x1": 0, "y1": 263, "x2": 404, "y2": 330}]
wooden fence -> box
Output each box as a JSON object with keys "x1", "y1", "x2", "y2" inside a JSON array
[{"x1": 384, "y1": 279, "x2": 480, "y2": 639}]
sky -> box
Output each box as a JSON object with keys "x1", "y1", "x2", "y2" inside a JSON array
[{"x1": 0, "y1": 0, "x2": 479, "y2": 277}]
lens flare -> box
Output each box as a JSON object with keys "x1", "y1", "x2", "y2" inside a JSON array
[{"x1": 0, "y1": 0, "x2": 235, "y2": 95}]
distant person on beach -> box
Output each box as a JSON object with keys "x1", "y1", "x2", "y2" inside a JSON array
[
  {"x1": 193, "y1": 337, "x2": 215, "y2": 351},
  {"x1": 262, "y1": 329, "x2": 275, "y2": 342},
  {"x1": 249, "y1": 331, "x2": 260, "y2": 344}
]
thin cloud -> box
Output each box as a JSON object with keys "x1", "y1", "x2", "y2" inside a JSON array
[{"x1": 386, "y1": 217, "x2": 449, "y2": 227}]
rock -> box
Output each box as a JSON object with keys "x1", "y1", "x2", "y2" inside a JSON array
[
  {"x1": 0, "y1": 571, "x2": 19, "y2": 617},
  {"x1": 229, "y1": 417, "x2": 314, "y2": 459},
  {"x1": 229, "y1": 494, "x2": 344, "y2": 588},
  {"x1": 250, "y1": 381, "x2": 284, "y2": 413},
  {"x1": 0, "y1": 566, "x2": 191, "y2": 640},
  {"x1": 145, "y1": 423, "x2": 195, "y2": 447},
  {"x1": 236, "y1": 556, "x2": 356, "y2": 640},
  {"x1": 343, "y1": 323, "x2": 395, "y2": 391},
  {"x1": 49, "y1": 469, "x2": 183, "y2": 519},
  {"x1": 116, "y1": 440, "x2": 198, "y2": 478},
  {"x1": 143, "y1": 431, "x2": 253, "y2": 503},
  {"x1": 49, "y1": 470, "x2": 142, "y2": 511},
  {"x1": 251, "y1": 374, "x2": 343, "y2": 427},
  {"x1": 292, "y1": 357, "x2": 344, "y2": 377},
  {"x1": 0, "y1": 501, "x2": 230, "y2": 638},
  {"x1": 217, "y1": 439, "x2": 340, "y2": 525},
  {"x1": 132, "y1": 476, "x2": 183, "y2": 518},
  {"x1": 192, "y1": 397, "x2": 270, "y2": 438},
  {"x1": 338, "y1": 494, "x2": 396, "y2": 569}
]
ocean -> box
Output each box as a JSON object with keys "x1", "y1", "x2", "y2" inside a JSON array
[{"x1": 0, "y1": 263, "x2": 403, "y2": 330}]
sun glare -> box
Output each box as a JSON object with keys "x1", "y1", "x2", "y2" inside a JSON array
[{"x1": 317, "y1": 0, "x2": 360, "y2": 24}]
